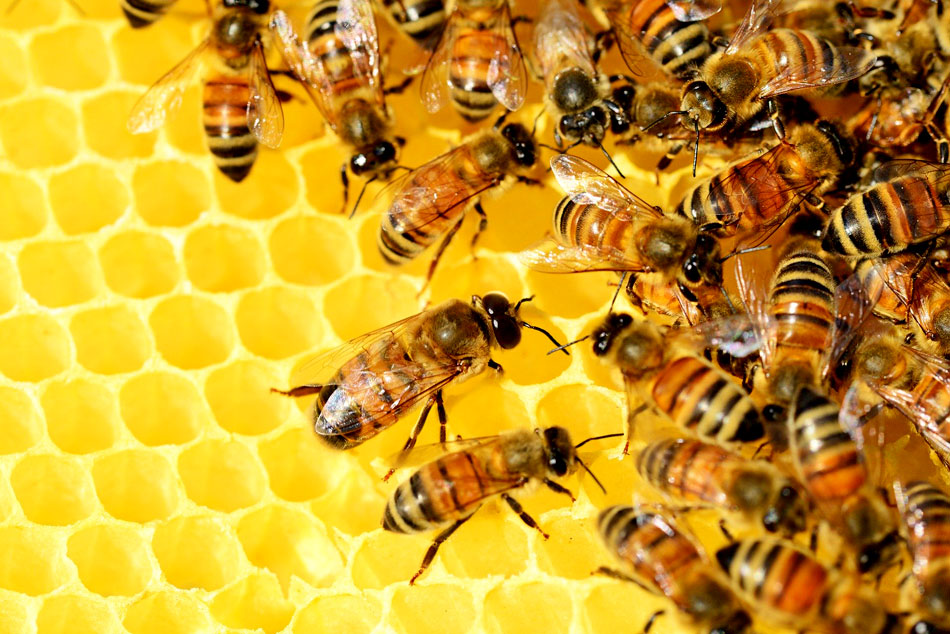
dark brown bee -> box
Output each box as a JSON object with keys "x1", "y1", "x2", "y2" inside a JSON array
[
  {"x1": 895, "y1": 480, "x2": 950, "y2": 631},
  {"x1": 421, "y1": 0, "x2": 526, "y2": 121},
  {"x1": 597, "y1": 505, "x2": 752, "y2": 634},
  {"x1": 384, "y1": 426, "x2": 613, "y2": 584},
  {"x1": 128, "y1": 0, "x2": 284, "y2": 182},
  {"x1": 121, "y1": 0, "x2": 178, "y2": 28},
  {"x1": 716, "y1": 537, "x2": 901, "y2": 633},
  {"x1": 272, "y1": 293, "x2": 564, "y2": 460},
  {"x1": 637, "y1": 437, "x2": 808, "y2": 534}
]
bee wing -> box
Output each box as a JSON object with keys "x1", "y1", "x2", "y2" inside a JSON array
[
  {"x1": 336, "y1": 0, "x2": 385, "y2": 107},
  {"x1": 665, "y1": 0, "x2": 722, "y2": 21},
  {"x1": 247, "y1": 38, "x2": 284, "y2": 149},
  {"x1": 127, "y1": 38, "x2": 210, "y2": 134},
  {"x1": 269, "y1": 10, "x2": 341, "y2": 130},
  {"x1": 871, "y1": 158, "x2": 950, "y2": 185},
  {"x1": 519, "y1": 236, "x2": 649, "y2": 273},
  {"x1": 839, "y1": 381, "x2": 886, "y2": 457},
  {"x1": 678, "y1": 313, "x2": 762, "y2": 358},
  {"x1": 734, "y1": 243, "x2": 774, "y2": 369},
  {"x1": 758, "y1": 45, "x2": 877, "y2": 98},
  {"x1": 821, "y1": 272, "x2": 881, "y2": 381},
  {"x1": 533, "y1": 0, "x2": 596, "y2": 85},
  {"x1": 420, "y1": 9, "x2": 461, "y2": 113},
  {"x1": 551, "y1": 154, "x2": 663, "y2": 218},
  {"x1": 600, "y1": 0, "x2": 654, "y2": 76},
  {"x1": 725, "y1": 0, "x2": 779, "y2": 54},
  {"x1": 388, "y1": 435, "x2": 504, "y2": 468},
  {"x1": 487, "y1": 2, "x2": 527, "y2": 111}
]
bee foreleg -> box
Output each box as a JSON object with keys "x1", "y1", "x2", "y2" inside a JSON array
[
  {"x1": 502, "y1": 493, "x2": 549, "y2": 539},
  {"x1": 766, "y1": 99, "x2": 786, "y2": 141},
  {"x1": 642, "y1": 610, "x2": 665, "y2": 633},
  {"x1": 624, "y1": 404, "x2": 649, "y2": 455},
  {"x1": 488, "y1": 359, "x2": 504, "y2": 373},
  {"x1": 409, "y1": 515, "x2": 472, "y2": 585},
  {"x1": 339, "y1": 164, "x2": 350, "y2": 216},
  {"x1": 385, "y1": 394, "x2": 440, "y2": 481},
  {"x1": 593, "y1": 566, "x2": 652, "y2": 592},
  {"x1": 270, "y1": 384, "x2": 323, "y2": 398},
  {"x1": 543, "y1": 479, "x2": 575, "y2": 502},
  {"x1": 655, "y1": 142, "x2": 685, "y2": 178},
  {"x1": 435, "y1": 390, "x2": 447, "y2": 445},
  {"x1": 422, "y1": 217, "x2": 464, "y2": 288},
  {"x1": 470, "y1": 201, "x2": 488, "y2": 256}
]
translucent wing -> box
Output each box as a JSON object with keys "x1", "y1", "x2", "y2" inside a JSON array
[
  {"x1": 336, "y1": 0, "x2": 385, "y2": 106},
  {"x1": 822, "y1": 272, "x2": 880, "y2": 381},
  {"x1": 247, "y1": 39, "x2": 284, "y2": 149},
  {"x1": 759, "y1": 44, "x2": 877, "y2": 98},
  {"x1": 666, "y1": 0, "x2": 722, "y2": 21},
  {"x1": 726, "y1": 0, "x2": 779, "y2": 54},
  {"x1": 680, "y1": 313, "x2": 761, "y2": 358},
  {"x1": 601, "y1": 0, "x2": 653, "y2": 76},
  {"x1": 871, "y1": 158, "x2": 950, "y2": 186},
  {"x1": 127, "y1": 38, "x2": 209, "y2": 134},
  {"x1": 520, "y1": 236, "x2": 651, "y2": 273},
  {"x1": 839, "y1": 381, "x2": 884, "y2": 456},
  {"x1": 487, "y1": 2, "x2": 527, "y2": 111},
  {"x1": 551, "y1": 155, "x2": 663, "y2": 218},
  {"x1": 420, "y1": 9, "x2": 461, "y2": 113},
  {"x1": 533, "y1": 0, "x2": 595, "y2": 89},
  {"x1": 388, "y1": 434, "x2": 505, "y2": 468},
  {"x1": 734, "y1": 244, "x2": 774, "y2": 369}
]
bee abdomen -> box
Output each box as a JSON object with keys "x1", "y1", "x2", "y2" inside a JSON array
[
  {"x1": 121, "y1": 0, "x2": 176, "y2": 27},
  {"x1": 637, "y1": 438, "x2": 731, "y2": 503},
  {"x1": 627, "y1": 0, "x2": 710, "y2": 78},
  {"x1": 449, "y1": 30, "x2": 506, "y2": 121},
  {"x1": 203, "y1": 77, "x2": 257, "y2": 183},
  {"x1": 383, "y1": 0, "x2": 446, "y2": 45}
]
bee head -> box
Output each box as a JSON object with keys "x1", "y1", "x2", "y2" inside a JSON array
[
  {"x1": 478, "y1": 292, "x2": 523, "y2": 349},
  {"x1": 762, "y1": 484, "x2": 808, "y2": 535},
  {"x1": 541, "y1": 426, "x2": 577, "y2": 477},
  {"x1": 350, "y1": 140, "x2": 398, "y2": 176},
  {"x1": 682, "y1": 232, "x2": 723, "y2": 286},
  {"x1": 558, "y1": 106, "x2": 608, "y2": 147},
  {"x1": 553, "y1": 67, "x2": 599, "y2": 113},
  {"x1": 214, "y1": 10, "x2": 261, "y2": 51},
  {"x1": 591, "y1": 312, "x2": 633, "y2": 357},
  {"x1": 681, "y1": 80, "x2": 728, "y2": 131},
  {"x1": 499, "y1": 124, "x2": 537, "y2": 167}
]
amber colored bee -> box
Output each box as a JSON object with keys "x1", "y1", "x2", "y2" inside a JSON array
[
  {"x1": 789, "y1": 386, "x2": 901, "y2": 574},
  {"x1": 378, "y1": 0, "x2": 446, "y2": 49},
  {"x1": 271, "y1": 0, "x2": 405, "y2": 210},
  {"x1": 597, "y1": 505, "x2": 752, "y2": 634},
  {"x1": 678, "y1": 0, "x2": 877, "y2": 142},
  {"x1": 822, "y1": 161, "x2": 950, "y2": 257},
  {"x1": 675, "y1": 121, "x2": 854, "y2": 237},
  {"x1": 121, "y1": 0, "x2": 178, "y2": 28},
  {"x1": 128, "y1": 0, "x2": 284, "y2": 182},
  {"x1": 636, "y1": 437, "x2": 808, "y2": 535},
  {"x1": 716, "y1": 537, "x2": 901, "y2": 633},
  {"x1": 520, "y1": 155, "x2": 726, "y2": 315},
  {"x1": 272, "y1": 292, "x2": 564, "y2": 457},
  {"x1": 590, "y1": 313, "x2": 765, "y2": 449},
  {"x1": 895, "y1": 480, "x2": 950, "y2": 631},
  {"x1": 384, "y1": 426, "x2": 613, "y2": 584},
  {"x1": 848, "y1": 81, "x2": 950, "y2": 161},
  {"x1": 421, "y1": 0, "x2": 526, "y2": 122},
  {"x1": 377, "y1": 119, "x2": 537, "y2": 281}
]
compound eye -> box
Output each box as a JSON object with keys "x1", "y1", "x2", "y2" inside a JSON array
[
  {"x1": 493, "y1": 316, "x2": 522, "y2": 349},
  {"x1": 683, "y1": 256, "x2": 702, "y2": 284},
  {"x1": 481, "y1": 292, "x2": 510, "y2": 317},
  {"x1": 549, "y1": 456, "x2": 568, "y2": 476},
  {"x1": 375, "y1": 142, "x2": 396, "y2": 162},
  {"x1": 350, "y1": 153, "x2": 370, "y2": 175}
]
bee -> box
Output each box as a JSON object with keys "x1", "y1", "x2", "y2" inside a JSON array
[
  {"x1": 270, "y1": 0, "x2": 402, "y2": 211},
  {"x1": 822, "y1": 161, "x2": 950, "y2": 258},
  {"x1": 675, "y1": 121, "x2": 854, "y2": 237},
  {"x1": 636, "y1": 437, "x2": 808, "y2": 535},
  {"x1": 272, "y1": 293, "x2": 565, "y2": 460},
  {"x1": 597, "y1": 505, "x2": 752, "y2": 634},
  {"x1": 377, "y1": 118, "x2": 537, "y2": 282},
  {"x1": 520, "y1": 155, "x2": 727, "y2": 317},
  {"x1": 678, "y1": 0, "x2": 877, "y2": 145},
  {"x1": 378, "y1": 0, "x2": 447, "y2": 49},
  {"x1": 128, "y1": 0, "x2": 284, "y2": 182},
  {"x1": 894, "y1": 480, "x2": 950, "y2": 630},
  {"x1": 384, "y1": 426, "x2": 614, "y2": 584},
  {"x1": 789, "y1": 386, "x2": 901, "y2": 574},
  {"x1": 121, "y1": 0, "x2": 178, "y2": 28},
  {"x1": 420, "y1": 0, "x2": 526, "y2": 122},
  {"x1": 848, "y1": 82, "x2": 950, "y2": 162},
  {"x1": 590, "y1": 313, "x2": 766, "y2": 450},
  {"x1": 716, "y1": 537, "x2": 901, "y2": 634},
  {"x1": 532, "y1": 0, "x2": 624, "y2": 149}
]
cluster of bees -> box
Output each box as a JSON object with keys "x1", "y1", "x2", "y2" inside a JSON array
[{"x1": 122, "y1": 0, "x2": 950, "y2": 630}]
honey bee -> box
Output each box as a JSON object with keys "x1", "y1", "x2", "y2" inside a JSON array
[
  {"x1": 823, "y1": 161, "x2": 950, "y2": 258},
  {"x1": 128, "y1": 0, "x2": 284, "y2": 182},
  {"x1": 678, "y1": 0, "x2": 878, "y2": 144},
  {"x1": 270, "y1": 0, "x2": 402, "y2": 211},
  {"x1": 532, "y1": 0, "x2": 623, "y2": 149},
  {"x1": 597, "y1": 505, "x2": 752, "y2": 634},
  {"x1": 894, "y1": 480, "x2": 950, "y2": 631},
  {"x1": 420, "y1": 0, "x2": 526, "y2": 122},
  {"x1": 377, "y1": 118, "x2": 537, "y2": 282},
  {"x1": 520, "y1": 155, "x2": 726, "y2": 316},
  {"x1": 272, "y1": 293, "x2": 565, "y2": 460},
  {"x1": 848, "y1": 81, "x2": 950, "y2": 162},
  {"x1": 636, "y1": 437, "x2": 808, "y2": 535},
  {"x1": 716, "y1": 537, "x2": 901, "y2": 633},
  {"x1": 384, "y1": 426, "x2": 615, "y2": 584},
  {"x1": 675, "y1": 121, "x2": 854, "y2": 237},
  {"x1": 121, "y1": 0, "x2": 178, "y2": 28},
  {"x1": 789, "y1": 385, "x2": 901, "y2": 574},
  {"x1": 378, "y1": 0, "x2": 447, "y2": 49}
]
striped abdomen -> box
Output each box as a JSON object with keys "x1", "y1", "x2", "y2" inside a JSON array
[
  {"x1": 750, "y1": 29, "x2": 863, "y2": 90},
  {"x1": 790, "y1": 386, "x2": 865, "y2": 502},
  {"x1": 900, "y1": 481, "x2": 950, "y2": 578},
  {"x1": 855, "y1": 256, "x2": 914, "y2": 322},
  {"x1": 553, "y1": 197, "x2": 635, "y2": 256},
  {"x1": 448, "y1": 12, "x2": 508, "y2": 121},
  {"x1": 716, "y1": 538, "x2": 827, "y2": 618},
  {"x1": 203, "y1": 75, "x2": 257, "y2": 182},
  {"x1": 647, "y1": 355, "x2": 765, "y2": 446},
  {"x1": 637, "y1": 438, "x2": 736, "y2": 509},
  {"x1": 822, "y1": 175, "x2": 950, "y2": 256},
  {"x1": 621, "y1": 0, "x2": 711, "y2": 78},
  {"x1": 381, "y1": 0, "x2": 446, "y2": 48},
  {"x1": 121, "y1": 0, "x2": 176, "y2": 28},
  {"x1": 306, "y1": 0, "x2": 373, "y2": 104}
]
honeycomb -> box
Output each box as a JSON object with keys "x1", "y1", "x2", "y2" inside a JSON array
[{"x1": 0, "y1": 0, "x2": 905, "y2": 632}]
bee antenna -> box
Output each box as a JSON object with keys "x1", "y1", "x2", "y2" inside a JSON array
[
  {"x1": 642, "y1": 110, "x2": 687, "y2": 132},
  {"x1": 523, "y1": 321, "x2": 570, "y2": 355},
  {"x1": 609, "y1": 271, "x2": 627, "y2": 312},
  {"x1": 600, "y1": 143, "x2": 625, "y2": 178},
  {"x1": 492, "y1": 112, "x2": 509, "y2": 131},
  {"x1": 692, "y1": 117, "x2": 700, "y2": 177},
  {"x1": 531, "y1": 107, "x2": 546, "y2": 136},
  {"x1": 576, "y1": 456, "x2": 609, "y2": 494},
  {"x1": 575, "y1": 432, "x2": 624, "y2": 449},
  {"x1": 720, "y1": 286, "x2": 735, "y2": 313},
  {"x1": 514, "y1": 295, "x2": 536, "y2": 312},
  {"x1": 547, "y1": 334, "x2": 590, "y2": 355},
  {"x1": 348, "y1": 174, "x2": 379, "y2": 219},
  {"x1": 719, "y1": 244, "x2": 770, "y2": 262}
]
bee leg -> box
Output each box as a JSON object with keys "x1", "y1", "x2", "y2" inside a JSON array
[
  {"x1": 593, "y1": 567, "x2": 653, "y2": 593},
  {"x1": 384, "y1": 76, "x2": 413, "y2": 96},
  {"x1": 488, "y1": 359, "x2": 504, "y2": 373},
  {"x1": 435, "y1": 390, "x2": 447, "y2": 445},
  {"x1": 765, "y1": 99, "x2": 786, "y2": 141},
  {"x1": 624, "y1": 404, "x2": 649, "y2": 455},
  {"x1": 543, "y1": 479, "x2": 575, "y2": 503},
  {"x1": 385, "y1": 394, "x2": 439, "y2": 482},
  {"x1": 809, "y1": 525, "x2": 819, "y2": 553},
  {"x1": 410, "y1": 515, "x2": 472, "y2": 585},
  {"x1": 502, "y1": 493, "x2": 549, "y2": 539},
  {"x1": 718, "y1": 518, "x2": 734, "y2": 542},
  {"x1": 470, "y1": 201, "x2": 488, "y2": 256},
  {"x1": 515, "y1": 175, "x2": 544, "y2": 187},
  {"x1": 270, "y1": 384, "x2": 323, "y2": 398},
  {"x1": 643, "y1": 610, "x2": 665, "y2": 633},
  {"x1": 339, "y1": 164, "x2": 350, "y2": 216},
  {"x1": 655, "y1": 142, "x2": 684, "y2": 177}
]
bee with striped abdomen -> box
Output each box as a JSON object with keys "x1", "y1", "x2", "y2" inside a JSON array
[
  {"x1": 716, "y1": 537, "x2": 901, "y2": 633},
  {"x1": 378, "y1": 117, "x2": 537, "y2": 282},
  {"x1": 789, "y1": 385, "x2": 901, "y2": 574},
  {"x1": 597, "y1": 505, "x2": 752, "y2": 634},
  {"x1": 121, "y1": 0, "x2": 178, "y2": 28},
  {"x1": 384, "y1": 426, "x2": 615, "y2": 584},
  {"x1": 128, "y1": 0, "x2": 284, "y2": 182},
  {"x1": 421, "y1": 0, "x2": 526, "y2": 122},
  {"x1": 637, "y1": 437, "x2": 808, "y2": 535},
  {"x1": 378, "y1": 0, "x2": 446, "y2": 49},
  {"x1": 895, "y1": 480, "x2": 950, "y2": 631},
  {"x1": 272, "y1": 293, "x2": 565, "y2": 464}
]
